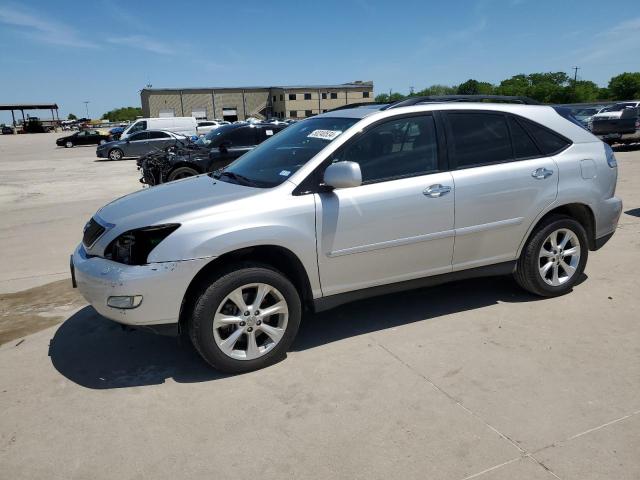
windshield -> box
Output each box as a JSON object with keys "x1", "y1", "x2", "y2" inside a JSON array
[
  {"x1": 602, "y1": 102, "x2": 637, "y2": 112},
  {"x1": 195, "y1": 124, "x2": 238, "y2": 146},
  {"x1": 215, "y1": 117, "x2": 359, "y2": 188}
]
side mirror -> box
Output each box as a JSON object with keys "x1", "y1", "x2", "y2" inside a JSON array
[{"x1": 323, "y1": 161, "x2": 362, "y2": 189}]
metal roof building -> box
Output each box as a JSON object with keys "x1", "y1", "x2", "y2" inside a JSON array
[{"x1": 140, "y1": 81, "x2": 374, "y2": 121}]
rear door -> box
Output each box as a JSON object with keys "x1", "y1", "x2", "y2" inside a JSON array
[{"x1": 443, "y1": 111, "x2": 562, "y2": 270}]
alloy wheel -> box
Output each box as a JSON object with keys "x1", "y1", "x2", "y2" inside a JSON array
[
  {"x1": 212, "y1": 283, "x2": 289, "y2": 360},
  {"x1": 538, "y1": 228, "x2": 581, "y2": 286}
]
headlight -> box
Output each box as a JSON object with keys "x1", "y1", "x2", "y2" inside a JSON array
[{"x1": 105, "y1": 224, "x2": 179, "y2": 265}]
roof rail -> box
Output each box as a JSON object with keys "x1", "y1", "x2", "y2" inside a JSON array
[
  {"x1": 382, "y1": 95, "x2": 541, "y2": 110},
  {"x1": 327, "y1": 102, "x2": 389, "y2": 112}
]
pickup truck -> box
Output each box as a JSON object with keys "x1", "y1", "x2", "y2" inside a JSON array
[{"x1": 590, "y1": 102, "x2": 640, "y2": 145}]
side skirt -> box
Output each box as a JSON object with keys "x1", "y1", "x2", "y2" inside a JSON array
[{"x1": 313, "y1": 261, "x2": 517, "y2": 313}]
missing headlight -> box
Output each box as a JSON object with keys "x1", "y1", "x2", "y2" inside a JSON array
[{"x1": 105, "y1": 224, "x2": 180, "y2": 265}]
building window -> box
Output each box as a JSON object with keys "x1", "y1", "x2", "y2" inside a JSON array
[
  {"x1": 304, "y1": 93, "x2": 312, "y2": 100},
  {"x1": 322, "y1": 93, "x2": 327, "y2": 99},
  {"x1": 289, "y1": 94, "x2": 296, "y2": 100},
  {"x1": 363, "y1": 91, "x2": 370, "y2": 98},
  {"x1": 272, "y1": 95, "x2": 276, "y2": 102},
  {"x1": 280, "y1": 94, "x2": 283, "y2": 101},
  {"x1": 290, "y1": 110, "x2": 297, "y2": 118},
  {"x1": 330, "y1": 92, "x2": 338, "y2": 99},
  {"x1": 305, "y1": 110, "x2": 313, "y2": 117}
]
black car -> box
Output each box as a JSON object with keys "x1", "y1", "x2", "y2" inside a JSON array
[
  {"x1": 139, "y1": 122, "x2": 286, "y2": 185},
  {"x1": 2, "y1": 125, "x2": 14, "y2": 135},
  {"x1": 56, "y1": 129, "x2": 111, "y2": 148}
]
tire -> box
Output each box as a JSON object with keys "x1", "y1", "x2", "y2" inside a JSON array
[
  {"x1": 188, "y1": 264, "x2": 302, "y2": 373},
  {"x1": 167, "y1": 166, "x2": 199, "y2": 182},
  {"x1": 65, "y1": 141, "x2": 74, "y2": 148},
  {"x1": 514, "y1": 214, "x2": 588, "y2": 297},
  {"x1": 99, "y1": 139, "x2": 107, "y2": 145},
  {"x1": 108, "y1": 148, "x2": 123, "y2": 161}
]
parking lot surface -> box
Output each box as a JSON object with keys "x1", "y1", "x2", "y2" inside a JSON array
[{"x1": 1, "y1": 133, "x2": 639, "y2": 479}]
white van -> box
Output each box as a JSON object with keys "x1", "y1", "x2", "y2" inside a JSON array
[{"x1": 120, "y1": 117, "x2": 197, "y2": 139}]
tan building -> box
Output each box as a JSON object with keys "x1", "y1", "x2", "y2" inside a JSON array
[{"x1": 140, "y1": 81, "x2": 374, "y2": 121}]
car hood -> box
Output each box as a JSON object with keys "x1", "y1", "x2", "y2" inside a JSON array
[{"x1": 95, "y1": 174, "x2": 262, "y2": 229}]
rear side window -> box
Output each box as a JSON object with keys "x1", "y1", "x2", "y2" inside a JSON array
[
  {"x1": 519, "y1": 118, "x2": 570, "y2": 155},
  {"x1": 445, "y1": 113, "x2": 512, "y2": 168},
  {"x1": 224, "y1": 127, "x2": 256, "y2": 146},
  {"x1": 508, "y1": 116, "x2": 540, "y2": 159},
  {"x1": 340, "y1": 114, "x2": 438, "y2": 183},
  {"x1": 147, "y1": 131, "x2": 169, "y2": 139}
]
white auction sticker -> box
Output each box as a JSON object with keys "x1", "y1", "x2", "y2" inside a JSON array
[
  {"x1": 279, "y1": 170, "x2": 291, "y2": 176},
  {"x1": 266, "y1": 130, "x2": 274, "y2": 136},
  {"x1": 307, "y1": 129, "x2": 342, "y2": 141}
]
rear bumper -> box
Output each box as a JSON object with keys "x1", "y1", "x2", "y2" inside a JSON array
[
  {"x1": 72, "y1": 244, "x2": 212, "y2": 326},
  {"x1": 594, "y1": 196, "x2": 622, "y2": 246}
]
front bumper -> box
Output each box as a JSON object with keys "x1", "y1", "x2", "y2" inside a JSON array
[
  {"x1": 72, "y1": 244, "x2": 212, "y2": 326},
  {"x1": 96, "y1": 148, "x2": 107, "y2": 158}
]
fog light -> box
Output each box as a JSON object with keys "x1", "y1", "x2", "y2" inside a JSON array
[{"x1": 107, "y1": 295, "x2": 143, "y2": 309}]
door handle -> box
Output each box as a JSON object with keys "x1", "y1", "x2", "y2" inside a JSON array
[
  {"x1": 532, "y1": 167, "x2": 553, "y2": 180},
  {"x1": 423, "y1": 184, "x2": 452, "y2": 198}
]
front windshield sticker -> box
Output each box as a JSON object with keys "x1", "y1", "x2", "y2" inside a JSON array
[
  {"x1": 279, "y1": 170, "x2": 291, "y2": 177},
  {"x1": 307, "y1": 129, "x2": 342, "y2": 141},
  {"x1": 266, "y1": 130, "x2": 274, "y2": 136}
]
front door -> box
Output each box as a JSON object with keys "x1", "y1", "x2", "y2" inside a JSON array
[{"x1": 315, "y1": 114, "x2": 455, "y2": 296}]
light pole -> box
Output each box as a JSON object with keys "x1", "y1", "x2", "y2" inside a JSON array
[{"x1": 83, "y1": 101, "x2": 90, "y2": 119}]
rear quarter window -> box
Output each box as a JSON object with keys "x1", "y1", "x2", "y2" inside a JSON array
[{"x1": 518, "y1": 117, "x2": 571, "y2": 155}]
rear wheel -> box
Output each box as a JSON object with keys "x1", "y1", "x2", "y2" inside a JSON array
[
  {"x1": 108, "y1": 148, "x2": 123, "y2": 161},
  {"x1": 167, "y1": 166, "x2": 199, "y2": 181},
  {"x1": 514, "y1": 215, "x2": 588, "y2": 297},
  {"x1": 188, "y1": 265, "x2": 302, "y2": 373}
]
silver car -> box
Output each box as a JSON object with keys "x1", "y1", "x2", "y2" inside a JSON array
[
  {"x1": 96, "y1": 130, "x2": 189, "y2": 160},
  {"x1": 72, "y1": 98, "x2": 622, "y2": 373}
]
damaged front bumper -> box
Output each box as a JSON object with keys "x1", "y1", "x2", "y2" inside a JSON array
[{"x1": 71, "y1": 244, "x2": 212, "y2": 327}]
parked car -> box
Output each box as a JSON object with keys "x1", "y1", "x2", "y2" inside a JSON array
[
  {"x1": 109, "y1": 126, "x2": 125, "y2": 141},
  {"x1": 2, "y1": 125, "x2": 14, "y2": 135},
  {"x1": 570, "y1": 106, "x2": 605, "y2": 128},
  {"x1": 139, "y1": 122, "x2": 286, "y2": 185},
  {"x1": 56, "y1": 129, "x2": 110, "y2": 148},
  {"x1": 71, "y1": 97, "x2": 622, "y2": 373},
  {"x1": 590, "y1": 105, "x2": 640, "y2": 145},
  {"x1": 96, "y1": 130, "x2": 190, "y2": 160},
  {"x1": 196, "y1": 120, "x2": 229, "y2": 135},
  {"x1": 120, "y1": 117, "x2": 197, "y2": 140}
]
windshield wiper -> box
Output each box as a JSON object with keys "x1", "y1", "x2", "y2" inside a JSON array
[{"x1": 212, "y1": 170, "x2": 259, "y2": 187}]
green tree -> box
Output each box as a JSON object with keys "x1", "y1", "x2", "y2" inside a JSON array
[
  {"x1": 415, "y1": 84, "x2": 458, "y2": 96},
  {"x1": 67, "y1": 113, "x2": 77, "y2": 120},
  {"x1": 608, "y1": 72, "x2": 640, "y2": 100},
  {"x1": 456, "y1": 79, "x2": 495, "y2": 95},
  {"x1": 374, "y1": 92, "x2": 407, "y2": 103},
  {"x1": 101, "y1": 107, "x2": 143, "y2": 122}
]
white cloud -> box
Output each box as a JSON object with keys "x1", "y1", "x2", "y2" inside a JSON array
[
  {"x1": 107, "y1": 35, "x2": 177, "y2": 55},
  {"x1": 0, "y1": 4, "x2": 98, "y2": 48},
  {"x1": 580, "y1": 16, "x2": 640, "y2": 63}
]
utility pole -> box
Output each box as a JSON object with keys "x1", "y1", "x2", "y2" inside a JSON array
[
  {"x1": 409, "y1": 86, "x2": 415, "y2": 96},
  {"x1": 83, "y1": 101, "x2": 90, "y2": 119},
  {"x1": 572, "y1": 66, "x2": 580, "y2": 84}
]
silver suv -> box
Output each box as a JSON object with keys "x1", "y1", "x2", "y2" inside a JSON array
[{"x1": 71, "y1": 97, "x2": 623, "y2": 373}]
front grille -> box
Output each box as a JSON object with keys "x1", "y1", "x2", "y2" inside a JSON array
[{"x1": 83, "y1": 217, "x2": 106, "y2": 247}]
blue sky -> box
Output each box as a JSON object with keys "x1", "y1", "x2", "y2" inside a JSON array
[{"x1": 1, "y1": 0, "x2": 638, "y2": 122}]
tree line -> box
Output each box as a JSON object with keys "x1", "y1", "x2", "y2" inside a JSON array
[{"x1": 375, "y1": 72, "x2": 640, "y2": 104}]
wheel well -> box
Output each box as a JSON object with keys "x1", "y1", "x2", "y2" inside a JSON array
[
  {"x1": 178, "y1": 245, "x2": 314, "y2": 332},
  {"x1": 535, "y1": 203, "x2": 596, "y2": 249}
]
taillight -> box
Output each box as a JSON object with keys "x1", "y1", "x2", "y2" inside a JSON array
[{"x1": 604, "y1": 144, "x2": 617, "y2": 168}]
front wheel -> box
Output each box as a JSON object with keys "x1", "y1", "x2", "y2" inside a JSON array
[
  {"x1": 65, "y1": 141, "x2": 74, "y2": 148},
  {"x1": 99, "y1": 139, "x2": 107, "y2": 145},
  {"x1": 514, "y1": 215, "x2": 588, "y2": 297},
  {"x1": 167, "y1": 166, "x2": 199, "y2": 182},
  {"x1": 108, "y1": 148, "x2": 123, "y2": 161},
  {"x1": 189, "y1": 265, "x2": 302, "y2": 373}
]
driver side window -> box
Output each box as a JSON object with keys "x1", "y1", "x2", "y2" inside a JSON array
[{"x1": 338, "y1": 115, "x2": 439, "y2": 184}]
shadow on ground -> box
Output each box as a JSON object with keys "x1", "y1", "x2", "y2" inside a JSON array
[
  {"x1": 625, "y1": 207, "x2": 640, "y2": 218},
  {"x1": 50, "y1": 275, "x2": 556, "y2": 389}
]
